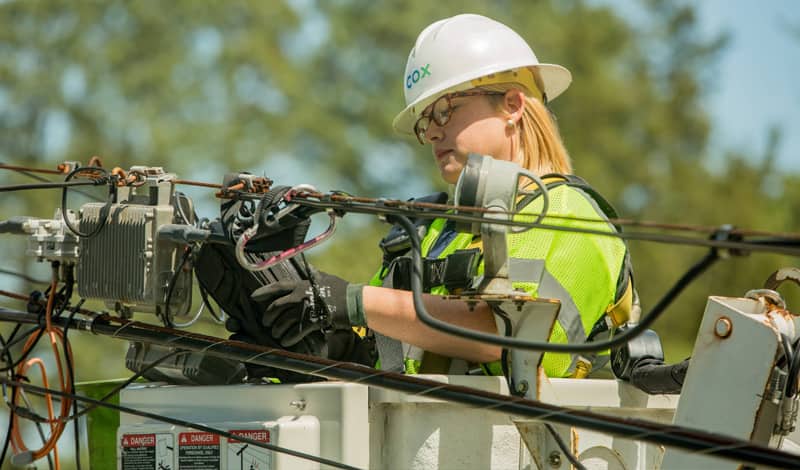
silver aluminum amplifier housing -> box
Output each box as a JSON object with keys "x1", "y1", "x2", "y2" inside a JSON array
[{"x1": 76, "y1": 167, "x2": 192, "y2": 317}]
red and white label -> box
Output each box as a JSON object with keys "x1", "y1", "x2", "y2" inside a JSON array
[
  {"x1": 179, "y1": 431, "x2": 220, "y2": 446},
  {"x1": 227, "y1": 429, "x2": 271, "y2": 443},
  {"x1": 121, "y1": 433, "x2": 156, "y2": 448}
]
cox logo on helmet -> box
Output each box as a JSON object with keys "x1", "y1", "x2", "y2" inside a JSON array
[{"x1": 406, "y1": 64, "x2": 431, "y2": 89}]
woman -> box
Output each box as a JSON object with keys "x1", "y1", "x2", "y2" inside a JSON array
[{"x1": 255, "y1": 14, "x2": 634, "y2": 378}]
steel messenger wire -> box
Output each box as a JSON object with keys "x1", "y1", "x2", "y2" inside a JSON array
[
  {"x1": 4, "y1": 178, "x2": 799, "y2": 256},
  {"x1": 3, "y1": 162, "x2": 800, "y2": 242},
  {"x1": 3, "y1": 163, "x2": 800, "y2": 466},
  {"x1": 0, "y1": 180, "x2": 105, "y2": 192},
  {"x1": 0, "y1": 162, "x2": 106, "y2": 202},
  {"x1": 288, "y1": 190, "x2": 800, "y2": 240},
  {"x1": 279, "y1": 193, "x2": 800, "y2": 257},
  {"x1": 0, "y1": 302, "x2": 353, "y2": 470},
  {"x1": 0, "y1": 306, "x2": 799, "y2": 469},
  {"x1": 241, "y1": 186, "x2": 798, "y2": 239}
]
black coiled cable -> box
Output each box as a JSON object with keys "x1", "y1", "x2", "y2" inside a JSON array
[
  {"x1": 60, "y1": 166, "x2": 114, "y2": 238},
  {"x1": 392, "y1": 213, "x2": 723, "y2": 353}
]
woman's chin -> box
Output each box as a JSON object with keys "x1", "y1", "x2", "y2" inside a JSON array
[
  {"x1": 440, "y1": 170, "x2": 460, "y2": 185},
  {"x1": 437, "y1": 164, "x2": 462, "y2": 185}
]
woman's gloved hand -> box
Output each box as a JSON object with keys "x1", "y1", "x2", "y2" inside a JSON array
[{"x1": 251, "y1": 271, "x2": 366, "y2": 347}]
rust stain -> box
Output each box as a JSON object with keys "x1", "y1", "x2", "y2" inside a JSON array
[
  {"x1": 571, "y1": 427, "x2": 579, "y2": 469},
  {"x1": 714, "y1": 316, "x2": 733, "y2": 338},
  {"x1": 770, "y1": 308, "x2": 794, "y2": 321}
]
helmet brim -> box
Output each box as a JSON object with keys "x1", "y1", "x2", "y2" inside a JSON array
[{"x1": 392, "y1": 63, "x2": 572, "y2": 136}]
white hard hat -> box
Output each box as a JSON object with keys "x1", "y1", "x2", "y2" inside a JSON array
[{"x1": 392, "y1": 14, "x2": 572, "y2": 135}]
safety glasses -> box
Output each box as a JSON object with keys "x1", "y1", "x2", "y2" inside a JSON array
[{"x1": 413, "y1": 90, "x2": 505, "y2": 145}]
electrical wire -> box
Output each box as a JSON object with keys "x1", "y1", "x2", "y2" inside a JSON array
[
  {"x1": 0, "y1": 327, "x2": 17, "y2": 466},
  {"x1": 0, "y1": 376, "x2": 360, "y2": 470},
  {"x1": 5, "y1": 161, "x2": 800, "y2": 243},
  {"x1": 787, "y1": 336, "x2": 800, "y2": 398},
  {"x1": 0, "y1": 289, "x2": 95, "y2": 317},
  {"x1": 174, "y1": 191, "x2": 195, "y2": 226},
  {"x1": 5, "y1": 349, "x2": 186, "y2": 426},
  {"x1": 3, "y1": 163, "x2": 800, "y2": 466},
  {"x1": 14, "y1": 358, "x2": 59, "y2": 469},
  {"x1": 1, "y1": 307, "x2": 797, "y2": 469},
  {"x1": 0, "y1": 285, "x2": 73, "y2": 374},
  {"x1": 290, "y1": 196, "x2": 800, "y2": 257},
  {"x1": 171, "y1": 303, "x2": 206, "y2": 328},
  {"x1": 545, "y1": 423, "x2": 587, "y2": 470},
  {"x1": 162, "y1": 246, "x2": 193, "y2": 327},
  {"x1": 60, "y1": 166, "x2": 113, "y2": 238},
  {"x1": 0, "y1": 163, "x2": 65, "y2": 175},
  {"x1": 0, "y1": 180, "x2": 102, "y2": 192},
  {"x1": 0, "y1": 323, "x2": 24, "y2": 369},
  {"x1": 0, "y1": 269, "x2": 48, "y2": 285},
  {"x1": 68, "y1": 349, "x2": 184, "y2": 422},
  {"x1": 61, "y1": 301, "x2": 81, "y2": 470},
  {"x1": 0, "y1": 325, "x2": 46, "y2": 373},
  {"x1": 126, "y1": 171, "x2": 800, "y2": 256},
  {"x1": 780, "y1": 334, "x2": 794, "y2": 369},
  {"x1": 196, "y1": 274, "x2": 226, "y2": 324},
  {"x1": 271, "y1": 189, "x2": 800, "y2": 241},
  {"x1": 0, "y1": 163, "x2": 103, "y2": 202},
  {"x1": 7, "y1": 263, "x2": 73, "y2": 467},
  {"x1": 393, "y1": 213, "x2": 722, "y2": 353}
]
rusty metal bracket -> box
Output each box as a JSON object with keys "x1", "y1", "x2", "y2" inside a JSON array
[{"x1": 765, "y1": 267, "x2": 800, "y2": 291}]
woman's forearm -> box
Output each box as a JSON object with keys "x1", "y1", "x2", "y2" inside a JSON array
[{"x1": 361, "y1": 285, "x2": 502, "y2": 363}]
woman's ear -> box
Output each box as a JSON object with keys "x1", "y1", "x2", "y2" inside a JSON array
[{"x1": 503, "y1": 89, "x2": 526, "y2": 124}]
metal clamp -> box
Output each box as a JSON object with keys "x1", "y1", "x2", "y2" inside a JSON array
[
  {"x1": 765, "y1": 267, "x2": 800, "y2": 291},
  {"x1": 745, "y1": 289, "x2": 787, "y2": 310}
]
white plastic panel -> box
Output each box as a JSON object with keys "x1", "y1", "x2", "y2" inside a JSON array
[{"x1": 120, "y1": 382, "x2": 366, "y2": 469}]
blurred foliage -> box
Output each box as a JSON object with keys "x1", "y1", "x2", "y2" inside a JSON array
[{"x1": 0, "y1": 2, "x2": 799, "y2": 455}]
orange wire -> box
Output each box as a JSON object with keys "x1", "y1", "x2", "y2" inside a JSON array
[
  {"x1": 9, "y1": 268, "x2": 72, "y2": 468},
  {"x1": 11, "y1": 358, "x2": 60, "y2": 469}
]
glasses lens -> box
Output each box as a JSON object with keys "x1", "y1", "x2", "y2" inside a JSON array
[
  {"x1": 414, "y1": 116, "x2": 429, "y2": 143},
  {"x1": 431, "y1": 96, "x2": 452, "y2": 127}
]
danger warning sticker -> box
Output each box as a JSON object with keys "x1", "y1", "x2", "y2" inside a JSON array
[
  {"x1": 123, "y1": 434, "x2": 156, "y2": 448},
  {"x1": 227, "y1": 429, "x2": 271, "y2": 443},
  {"x1": 120, "y1": 433, "x2": 174, "y2": 470},
  {"x1": 178, "y1": 432, "x2": 221, "y2": 470},
  {"x1": 227, "y1": 429, "x2": 274, "y2": 470}
]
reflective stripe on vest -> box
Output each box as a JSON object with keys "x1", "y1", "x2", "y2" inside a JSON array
[
  {"x1": 369, "y1": 184, "x2": 630, "y2": 377},
  {"x1": 505, "y1": 257, "x2": 595, "y2": 375},
  {"x1": 510, "y1": 184, "x2": 627, "y2": 376}
]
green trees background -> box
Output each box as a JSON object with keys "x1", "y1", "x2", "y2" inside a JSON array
[{"x1": 0, "y1": 1, "x2": 798, "y2": 465}]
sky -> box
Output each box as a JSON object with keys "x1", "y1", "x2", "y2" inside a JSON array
[
  {"x1": 607, "y1": 0, "x2": 800, "y2": 172},
  {"x1": 696, "y1": 0, "x2": 800, "y2": 172}
]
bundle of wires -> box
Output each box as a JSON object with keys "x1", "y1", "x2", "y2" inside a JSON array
[{"x1": 1, "y1": 263, "x2": 76, "y2": 469}]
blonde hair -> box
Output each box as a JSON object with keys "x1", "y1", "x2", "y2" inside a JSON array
[{"x1": 479, "y1": 84, "x2": 573, "y2": 175}]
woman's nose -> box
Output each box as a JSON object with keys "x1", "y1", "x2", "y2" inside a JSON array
[{"x1": 425, "y1": 122, "x2": 444, "y2": 143}]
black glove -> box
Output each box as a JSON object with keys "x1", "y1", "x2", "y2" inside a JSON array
[{"x1": 251, "y1": 271, "x2": 363, "y2": 348}]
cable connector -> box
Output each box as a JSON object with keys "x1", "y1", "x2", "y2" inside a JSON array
[
  {"x1": 711, "y1": 224, "x2": 747, "y2": 259},
  {"x1": 26, "y1": 290, "x2": 45, "y2": 315},
  {"x1": 10, "y1": 404, "x2": 45, "y2": 422},
  {"x1": 10, "y1": 450, "x2": 34, "y2": 466}
]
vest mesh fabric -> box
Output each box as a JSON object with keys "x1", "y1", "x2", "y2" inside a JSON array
[
  {"x1": 370, "y1": 185, "x2": 627, "y2": 378},
  {"x1": 508, "y1": 185, "x2": 626, "y2": 376}
]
